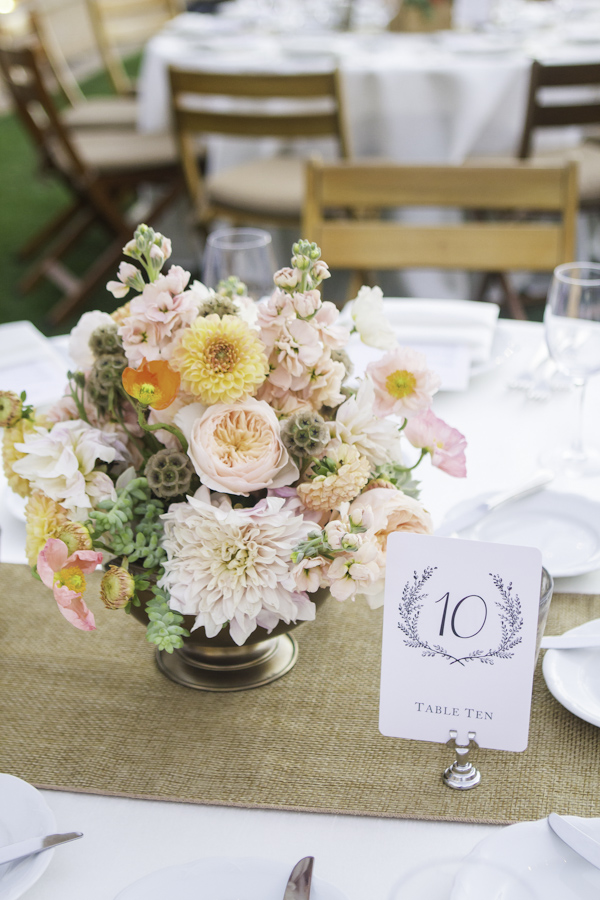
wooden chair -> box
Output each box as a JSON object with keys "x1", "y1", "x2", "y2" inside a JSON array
[
  {"x1": 302, "y1": 159, "x2": 578, "y2": 319},
  {"x1": 87, "y1": 0, "x2": 183, "y2": 95},
  {"x1": 0, "y1": 40, "x2": 182, "y2": 325},
  {"x1": 168, "y1": 69, "x2": 350, "y2": 230},
  {"x1": 518, "y1": 60, "x2": 600, "y2": 206},
  {"x1": 26, "y1": 8, "x2": 139, "y2": 130}
]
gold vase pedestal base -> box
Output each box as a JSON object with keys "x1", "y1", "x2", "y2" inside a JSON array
[{"x1": 155, "y1": 633, "x2": 298, "y2": 692}]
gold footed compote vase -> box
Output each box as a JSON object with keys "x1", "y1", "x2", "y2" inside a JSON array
[{"x1": 130, "y1": 589, "x2": 327, "y2": 692}]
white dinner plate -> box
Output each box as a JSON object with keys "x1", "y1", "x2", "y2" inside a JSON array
[
  {"x1": 115, "y1": 857, "x2": 348, "y2": 900},
  {"x1": 0, "y1": 774, "x2": 56, "y2": 900},
  {"x1": 440, "y1": 491, "x2": 600, "y2": 577},
  {"x1": 543, "y1": 618, "x2": 600, "y2": 727},
  {"x1": 456, "y1": 816, "x2": 600, "y2": 899}
]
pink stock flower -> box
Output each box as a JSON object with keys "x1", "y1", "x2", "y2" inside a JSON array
[
  {"x1": 404, "y1": 409, "x2": 467, "y2": 478},
  {"x1": 118, "y1": 266, "x2": 201, "y2": 366},
  {"x1": 366, "y1": 347, "x2": 441, "y2": 418},
  {"x1": 313, "y1": 301, "x2": 350, "y2": 351},
  {"x1": 37, "y1": 538, "x2": 103, "y2": 631}
]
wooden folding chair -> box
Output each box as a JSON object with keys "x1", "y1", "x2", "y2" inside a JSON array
[
  {"x1": 87, "y1": 0, "x2": 183, "y2": 95},
  {"x1": 168, "y1": 69, "x2": 350, "y2": 231},
  {"x1": 518, "y1": 60, "x2": 600, "y2": 206},
  {"x1": 27, "y1": 7, "x2": 139, "y2": 130},
  {"x1": 0, "y1": 40, "x2": 182, "y2": 325},
  {"x1": 303, "y1": 159, "x2": 578, "y2": 319}
]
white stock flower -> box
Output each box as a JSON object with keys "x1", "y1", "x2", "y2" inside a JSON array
[
  {"x1": 351, "y1": 285, "x2": 397, "y2": 350},
  {"x1": 11, "y1": 419, "x2": 125, "y2": 514},
  {"x1": 334, "y1": 379, "x2": 403, "y2": 466},
  {"x1": 160, "y1": 490, "x2": 315, "y2": 645},
  {"x1": 68, "y1": 310, "x2": 114, "y2": 369}
]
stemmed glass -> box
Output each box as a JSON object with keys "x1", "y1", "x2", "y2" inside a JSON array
[
  {"x1": 541, "y1": 262, "x2": 600, "y2": 478},
  {"x1": 202, "y1": 227, "x2": 276, "y2": 302}
]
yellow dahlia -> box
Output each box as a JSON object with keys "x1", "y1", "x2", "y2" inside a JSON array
[
  {"x1": 297, "y1": 443, "x2": 372, "y2": 512},
  {"x1": 170, "y1": 314, "x2": 268, "y2": 405},
  {"x1": 24, "y1": 490, "x2": 70, "y2": 566},
  {"x1": 2, "y1": 416, "x2": 47, "y2": 498}
]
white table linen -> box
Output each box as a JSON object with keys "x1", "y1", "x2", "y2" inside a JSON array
[
  {"x1": 1, "y1": 319, "x2": 600, "y2": 898},
  {"x1": 138, "y1": 8, "x2": 600, "y2": 164}
]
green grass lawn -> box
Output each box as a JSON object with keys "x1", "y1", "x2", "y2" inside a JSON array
[{"x1": 0, "y1": 60, "x2": 141, "y2": 336}]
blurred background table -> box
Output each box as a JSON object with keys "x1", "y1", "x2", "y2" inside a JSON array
[{"x1": 139, "y1": 5, "x2": 600, "y2": 164}]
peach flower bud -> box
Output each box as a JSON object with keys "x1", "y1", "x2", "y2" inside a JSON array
[
  {"x1": 100, "y1": 565, "x2": 135, "y2": 610},
  {"x1": 123, "y1": 239, "x2": 138, "y2": 256},
  {"x1": 273, "y1": 267, "x2": 301, "y2": 289},
  {"x1": 312, "y1": 260, "x2": 330, "y2": 281}
]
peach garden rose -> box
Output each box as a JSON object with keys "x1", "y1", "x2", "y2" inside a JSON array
[{"x1": 186, "y1": 398, "x2": 299, "y2": 495}]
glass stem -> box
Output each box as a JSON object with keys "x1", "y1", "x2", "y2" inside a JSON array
[{"x1": 572, "y1": 377, "x2": 587, "y2": 459}]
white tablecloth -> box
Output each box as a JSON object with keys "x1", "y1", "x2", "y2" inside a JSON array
[
  {"x1": 1, "y1": 319, "x2": 600, "y2": 898},
  {"x1": 138, "y1": 7, "x2": 600, "y2": 164}
]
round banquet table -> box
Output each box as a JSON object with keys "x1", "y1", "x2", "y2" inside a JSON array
[
  {"x1": 138, "y1": 4, "x2": 600, "y2": 165},
  {"x1": 1, "y1": 317, "x2": 600, "y2": 899}
]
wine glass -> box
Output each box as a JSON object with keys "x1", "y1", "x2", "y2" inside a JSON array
[
  {"x1": 202, "y1": 227, "x2": 276, "y2": 302},
  {"x1": 541, "y1": 262, "x2": 600, "y2": 478}
]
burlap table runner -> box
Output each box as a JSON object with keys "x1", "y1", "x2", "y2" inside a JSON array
[{"x1": 0, "y1": 562, "x2": 599, "y2": 825}]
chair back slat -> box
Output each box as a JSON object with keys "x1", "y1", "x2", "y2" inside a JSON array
[
  {"x1": 533, "y1": 103, "x2": 600, "y2": 129},
  {"x1": 311, "y1": 222, "x2": 563, "y2": 271},
  {"x1": 170, "y1": 70, "x2": 340, "y2": 99},
  {"x1": 303, "y1": 159, "x2": 578, "y2": 276},
  {"x1": 315, "y1": 163, "x2": 570, "y2": 210},
  {"x1": 519, "y1": 60, "x2": 600, "y2": 158},
  {"x1": 175, "y1": 109, "x2": 341, "y2": 140}
]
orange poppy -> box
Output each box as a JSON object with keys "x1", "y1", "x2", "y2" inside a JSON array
[{"x1": 122, "y1": 358, "x2": 180, "y2": 410}]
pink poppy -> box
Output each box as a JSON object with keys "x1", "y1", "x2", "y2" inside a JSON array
[
  {"x1": 366, "y1": 347, "x2": 441, "y2": 418},
  {"x1": 37, "y1": 539, "x2": 103, "y2": 631},
  {"x1": 404, "y1": 409, "x2": 467, "y2": 478}
]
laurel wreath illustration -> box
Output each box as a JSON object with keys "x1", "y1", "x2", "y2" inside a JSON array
[{"x1": 397, "y1": 567, "x2": 524, "y2": 666}]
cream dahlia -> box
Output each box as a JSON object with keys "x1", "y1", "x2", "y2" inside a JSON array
[{"x1": 160, "y1": 489, "x2": 315, "y2": 645}]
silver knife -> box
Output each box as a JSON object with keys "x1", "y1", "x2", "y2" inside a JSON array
[
  {"x1": 435, "y1": 470, "x2": 555, "y2": 537},
  {"x1": 548, "y1": 814, "x2": 600, "y2": 870},
  {"x1": 0, "y1": 832, "x2": 83, "y2": 866},
  {"x1": 542, "y1": 634, "x2": 600, "y2": 650},
  {"x1": 283, "y1": 856, "x2": 314, "y2": 900}
]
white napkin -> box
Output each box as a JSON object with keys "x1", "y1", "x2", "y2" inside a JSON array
[
  {"x1": 0, "y1": 320, "x2": 69, "y2": 407},
  {"x1": 381, "y1": 298, "x2": 499, "y2": 365}
]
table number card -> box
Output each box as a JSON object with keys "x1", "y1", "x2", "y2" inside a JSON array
[{"x1": 379, "y1": 533, "x2": 543, "y2": 752}]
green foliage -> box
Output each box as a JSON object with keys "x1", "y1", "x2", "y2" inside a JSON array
[
  {"x1": 145, "y1": 586, "x2": 189, "y2": 653},
  {"x1": 374, "y1": 463, "x2": 421, "y2": 499},
  {"x1": 87, "y1": 476, "x2": 167, "y2": 569}
]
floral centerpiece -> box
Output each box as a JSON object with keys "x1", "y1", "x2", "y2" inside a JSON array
[{"x1": 0, "y1": 226, "x2": 466, "y2": 686}]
